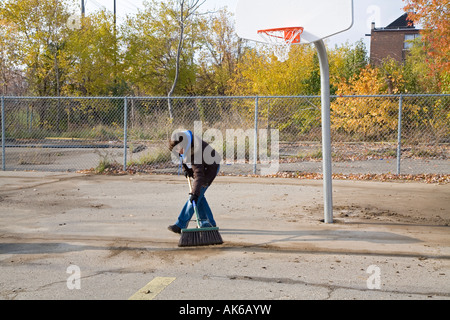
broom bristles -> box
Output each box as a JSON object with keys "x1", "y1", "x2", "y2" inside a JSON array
[{"x1": 178, "y1": 228, "x2": 223, "y2": 247}]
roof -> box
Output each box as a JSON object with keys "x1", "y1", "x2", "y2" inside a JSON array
[{"x1": 385, "y1": 13, "x2": 415, "y2": 29}]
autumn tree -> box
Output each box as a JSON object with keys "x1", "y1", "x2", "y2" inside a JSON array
[
  {"x1": 402, "y1": 38, "x2": 440, "y2": 92},
  {"x1": 164, "y1": 0, "x2": 205, "y2": 119},
  {"x1": 66, "y1": 10, "x2": 126, "y2": 96},
  {"x1": 196, "y1": 8, "x2": 242, "y2": 96},
  {"x1": 122, "y1": 0, "x2": 199, "y2": 97},
  {"x1": 0, "y1": 4, "x2": 26, "y2": 95},
  {"x1": 0, "y1": 0, "x2": 78, "y2": 133},
  {"x1": 331, "y1": 65, "x2": 400, "y2": 140},
  {"x1": 227, "y1": 45, "x2": 317, "y2": 96},
  {"x1": 335, "y1": 40, "x2": 369, "y2": 82},
  {"x1": 403, "y1": 0, "x2": 450, "y2": 92},
  {"x1": 1, "y1": 0, "x2": 73, "y2": 96},
  {"x1": 122, "y1": 2, "x2": 174, "y2": 96}
]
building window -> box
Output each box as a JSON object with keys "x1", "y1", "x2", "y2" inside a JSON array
[{"x1": 404, "y1": 34, "x2": 420, "y2": 50}]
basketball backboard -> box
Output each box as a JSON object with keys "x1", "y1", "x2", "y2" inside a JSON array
[{"x1": 236, "y1": 0, "x2": 354, "y2": 45}]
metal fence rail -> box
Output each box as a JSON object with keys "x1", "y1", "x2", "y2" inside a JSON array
[{"x1": 1, "y1": 94, "x2": 449, "y2": 175}]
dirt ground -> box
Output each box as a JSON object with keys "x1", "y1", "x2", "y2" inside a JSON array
[
  {"x1": 0, "y1": 172, "x2": 449, "y2": 300},
  {"x1": 1, "y1": 171, "x2": 449, "y2": 227}
]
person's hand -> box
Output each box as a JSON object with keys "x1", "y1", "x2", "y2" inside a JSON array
[
  {"x1": 182, "y1": 164, "x2": 194, "y2": 178},
  {"x1": 189, "y1": 193, "x2": 199, "y2": 204},
  {"x1": 184, "y1": 167, "x2": 194, "y2": 178}
]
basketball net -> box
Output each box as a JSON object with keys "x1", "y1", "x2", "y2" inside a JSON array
[{"x1": 257, "y1": 27, "x2": 304, "y2": 62}]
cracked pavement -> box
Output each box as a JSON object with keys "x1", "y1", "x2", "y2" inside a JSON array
[{"x1": 1, "y1": 172, "x2": 449, "y2": 300}]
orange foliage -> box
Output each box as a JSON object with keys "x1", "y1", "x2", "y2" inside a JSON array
[{"x1": 403, "y1": 0, "x2": 450, "y2": 91}]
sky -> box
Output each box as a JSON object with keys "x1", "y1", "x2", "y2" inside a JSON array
[{"x1": 82, "y1": 0, "x2": 408, "y2": 49}]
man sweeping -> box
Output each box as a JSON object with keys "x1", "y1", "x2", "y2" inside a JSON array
[{"x1": 167, "y1": 130, "x2": 222, "y2": 246}]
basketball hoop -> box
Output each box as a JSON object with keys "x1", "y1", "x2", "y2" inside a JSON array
[{"x1": 257, "y1": 27, "x2": 304, "y2": 62}]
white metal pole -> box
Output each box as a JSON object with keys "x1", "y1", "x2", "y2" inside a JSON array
[{"x1": 314, "y1": 40, "x2": 333, "y2": 224}]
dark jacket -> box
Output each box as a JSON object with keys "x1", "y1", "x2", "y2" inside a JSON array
[{"x1": 184, "y1": 135, "x2": 220, "y2": 196}]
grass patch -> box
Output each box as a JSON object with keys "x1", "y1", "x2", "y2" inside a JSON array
[
  {"x1": 410, "y1": 148, "x2": 442, "y2": 158},
  {"x1": 94, "y1": 149, "x2": 117, "y2": 173},
  {"x1": 128, "y1": 147, "x2": 171, "y2": 166}
]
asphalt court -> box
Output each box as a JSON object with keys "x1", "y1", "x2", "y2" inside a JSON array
[{"x1": 0, "y1": 172, "x2": 449, "y2": 300}]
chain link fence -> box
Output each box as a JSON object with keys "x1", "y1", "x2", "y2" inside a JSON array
[{"x1": 1, "y1": 95, "x2": 449, "y2": 175}]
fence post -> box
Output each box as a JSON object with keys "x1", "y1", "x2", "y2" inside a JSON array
[
  {"x1": 397, "y1": 94, "x2": 403, "y2": 175},
  {"x1": 253, "y1": 96, "x2": 259, "y2": 175},
  {"x1": 1, "y1": 96, "x2": 5, "y2": 171},
  {"x1": 123, "y1": 97, "x2": 128, "y2": 172}
]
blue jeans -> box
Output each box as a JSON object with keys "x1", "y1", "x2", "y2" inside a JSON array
[{"x1": 175, "y1": 185, "x2": 217, "y2": 229}]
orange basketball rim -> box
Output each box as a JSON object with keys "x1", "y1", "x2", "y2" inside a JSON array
[{"x1": 257, "y1": 27, "x2": 304, "y2": 44}]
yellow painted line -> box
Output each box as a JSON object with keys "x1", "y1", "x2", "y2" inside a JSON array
[{"x1": 128, "y1": 277, "x2": 176, "y2": 300}]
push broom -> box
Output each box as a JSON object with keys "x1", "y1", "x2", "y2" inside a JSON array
[{"x1": 178, "y1": 177, "x2": 223, "y2": 247}]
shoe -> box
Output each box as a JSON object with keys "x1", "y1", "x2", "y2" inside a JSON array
[{"x1": 167, "y1": 225, "x2": 181, "y2": 234}]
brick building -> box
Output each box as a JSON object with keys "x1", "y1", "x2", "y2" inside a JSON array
[{"x1": 369, "y1": 13, "x2": 421, "y2": 66}]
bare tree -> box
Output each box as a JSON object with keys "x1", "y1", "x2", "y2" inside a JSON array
[{"x1": 167, "y1": 0, "x2": 206, "y2": 120}]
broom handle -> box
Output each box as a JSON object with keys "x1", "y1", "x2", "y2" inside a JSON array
[
  {"x1": 187, "y1": 175, "x2": 193, "y2": 192},
  {"x1": 187, "y1": 177, "x2": 201, "y2": 228}
]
